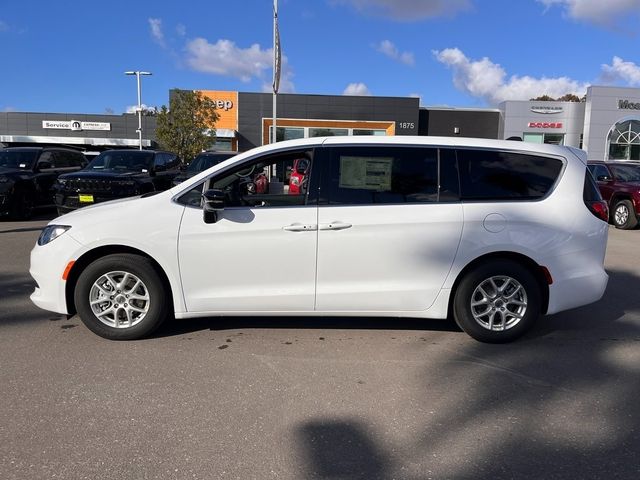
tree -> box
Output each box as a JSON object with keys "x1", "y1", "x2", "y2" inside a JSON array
[
  {"x1": 530, "y1": 95, "x2": 556, "y2": 101},
  {"x1": 557, "y1": 93, "x2": 581, "y2": 102},
  {"x1": 529, "y1": 93, "x2": 584, "y2": 102},
  {"x1": 156, "y1": 90, "x2": 220, "y2": 164}
]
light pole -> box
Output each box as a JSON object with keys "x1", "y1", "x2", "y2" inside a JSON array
[{"x1": 125, "y1": 71, "x2": 152, "y2": 150}]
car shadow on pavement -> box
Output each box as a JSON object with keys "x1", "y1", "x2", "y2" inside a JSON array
[
  {"x1": 290, "y1": 269, "x2": 640, "y2": 479},
  {"x1": 153, "y1": 314, "x2": 461, "y2": 339}
]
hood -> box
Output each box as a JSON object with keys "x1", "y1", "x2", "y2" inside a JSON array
[
  {"x1": 172, "y1": 171, "x2": 197, "y2": 184},
  {"x1": 59, "y1": 170, "x2": 148, "y2": 180},
  {"x1": 0, "y1": 166, "x2": 30, "y2": 177}
]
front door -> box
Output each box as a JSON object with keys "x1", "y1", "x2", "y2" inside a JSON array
[
  {"x1": 178, "y1": 148, "x2": 319, "y2": 313},
  {"x1": 315, "y1": 146, "x2": 463, "y2": 312}
]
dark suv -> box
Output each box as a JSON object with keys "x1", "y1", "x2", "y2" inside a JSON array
[
  {"x1": 171, "y1": 151, "x2": 236, "y2": 186},
  {"x1": 0, "y1": 147, "x2": 87, "y2": 219},
  {"x1": 588, "y1": 161, "x2": 640, "y2": 229},
  {"x1": 55, "y1": 149, "x2": 180, "y2": 214}
]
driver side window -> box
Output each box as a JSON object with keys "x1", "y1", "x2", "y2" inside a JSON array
[{"x1": 211, "y1": 149, "x2": 314, "y2": 208}]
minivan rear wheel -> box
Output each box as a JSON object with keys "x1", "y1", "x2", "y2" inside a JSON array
[
  {"x1": 453, "y1": 260, "x2": 540, "y2": 343},
  {"x1": 74, "y1": 254, "x2": 170, "y2": 340},
  {"x1": 612, "y1": 200, "x2": 638, "y2": 230}
]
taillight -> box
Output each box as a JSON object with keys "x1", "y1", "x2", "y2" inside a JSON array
[
  {"x1": 586, "y1": 200, "x2": 609, "y2": 222},
  {"x1": 583, "y1": 170, "x2": 609, "y2": 222}
]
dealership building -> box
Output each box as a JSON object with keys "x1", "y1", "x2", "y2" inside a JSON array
[
  {"x1": 0, "y1": 112, "x2": 158, "y2": 153},
  {"x1": 500, "y1": 86, "x2": 640, "y2": 160},
  {"x1": 2, "y1": 85, "x2": 639, "y2": 161}
]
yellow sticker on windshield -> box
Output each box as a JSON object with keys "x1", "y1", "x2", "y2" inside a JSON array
[{"x1": 78, "y1": 194, "x2": 94, "y2": 203}]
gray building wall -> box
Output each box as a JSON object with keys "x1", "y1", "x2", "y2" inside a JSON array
[
  {"x1": 499, "y1": 100, "x2": 585, "y2": 148},
  {"x1": 584, "y1": 86, "x2": 640, "y2": 160},
  {"x1": 237, "y1": 93, "x2": 420, "y2": 151},
  {"x1": 0, "y1": 112, "x2": 157, "y2": 148},
  {"x1": 419, "y1": 108, "x2": 500, "y2": 138}
]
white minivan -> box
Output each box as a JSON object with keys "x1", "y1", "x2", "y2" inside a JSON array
[{"x1": 30, "y1": 136, "x2": 609, "y2": 342}]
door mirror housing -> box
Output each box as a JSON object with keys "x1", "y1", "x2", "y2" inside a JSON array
[
  {"x1": 36, "y1": 160, "x2": 53, "y2": 171},
  {"x1": 202, "y1": 189, "x2": 225, "y2": 224}
]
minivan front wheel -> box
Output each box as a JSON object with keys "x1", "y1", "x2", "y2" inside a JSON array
[
  {"x1": 453, "y1": 260, "x2": 540, "y2": 343},
  {"x1": 74, "y1": 254, "x2": 170, "y2": 340},
  {"x1": 612, "y1": 200, "x2": 638, "y2": 230}
]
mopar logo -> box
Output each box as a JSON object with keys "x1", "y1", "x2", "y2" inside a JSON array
[{"x1": 618, "y1": 100, "x2": 640, "y2": 110}]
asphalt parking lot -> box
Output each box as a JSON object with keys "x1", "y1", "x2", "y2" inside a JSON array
[{"x1": 1, "y1": 211, "x2": 639, "y2": 480}]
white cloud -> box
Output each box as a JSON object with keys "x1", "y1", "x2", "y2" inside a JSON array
[
  {"x1": 186, "y1": 39, "x2": 272, "y2": 81},
  {"x1": 176, "y1": 23, "x2": 186, "y2": 36},
  {"x1": 126, "y1": 104, "x2": 157, "y2": 114},
  {"x1": 186, "y1": 38, "x2": 295, "y2": 92},
  {"x1": 601, "y1": 57, "x2": 640, "y2": 86},
  {"x1": 343, "y1": 82, "x2": 372, "y2": 96},
  {"x1": 0, "y1": 20, "x2": 9, "y2": 32},
  {"x1": 434, "y1": 48, "x2": 590, "y2": 104},
  {"x1": 148, "y1": 18, "x2": 165, "y2": 47},
  {"x1": 335, "y1": 0, "x2": 471, "y2": 20},
  {"x1": 538, "y1": 0, "x2": 640, "y2": 26},
  {"x1": 376, "y1": 40, "x2": 414, "y2": 66},
  {"x1": 2, "y1": 106, "x2": 16, "y2": 112}
]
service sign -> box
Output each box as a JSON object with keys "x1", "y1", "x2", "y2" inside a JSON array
[{"x1": 42, "y1": 120, "x2": 111, "y2": 131}]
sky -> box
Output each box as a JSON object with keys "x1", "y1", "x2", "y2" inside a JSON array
[{"x1": 1, "y1": 0, "x2": 640, "y2": 114}]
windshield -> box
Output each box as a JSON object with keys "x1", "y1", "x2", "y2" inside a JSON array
[
  {"x1": 0, "y1": 150, "x2": 39, "y2": 169},
  {"x1": 188, "y1": 153, "x2": 233, "y2": 172},
  {"x1": 87, "y1": 151, "x2": 154, "y2": 172},
  {"x1": 611, "y1": 165, "x2": 640, "y2": 183}
]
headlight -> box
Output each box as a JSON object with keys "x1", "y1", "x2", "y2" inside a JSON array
[{"x1": 38, "y1": 225, "x2": 71, "y2": 246}]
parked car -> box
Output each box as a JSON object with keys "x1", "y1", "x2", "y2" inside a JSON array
[
  {"x1": 587, "y1": 161, "x2": 640, "y2": 229},
  {"x1": 172, "y1": 151, "x2": 236, "y2": 186},
  {"x1": 54, "y1": 149, "x2": 180, "y2": 214},
  {"x1": 30, "y1": 137, "x2": 608, "y2": 343},
  {"x1": 0, "y1": 147, "x2": 87, "y2": 219}
]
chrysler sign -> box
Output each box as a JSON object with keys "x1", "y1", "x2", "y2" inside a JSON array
[
  {"x1": 42, "y1": 120, "x2": 111, "y2": 131},
  {"x1": 528, "y1": 122, "x2": 563, "y2": 128},
  {"x1": 619, "y1": 100, "x2": 640, "y2": 110},
  {"x1": 530, "y1": 106, "x2": 563, "y2": 114}
]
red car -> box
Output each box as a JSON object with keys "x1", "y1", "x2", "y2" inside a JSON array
[
  {"x1": 588, "y1": 161, "x2": 640, "y2": 229},
  {"x1": 288, "y1": 157, "x2": 310, "y2": 195}
]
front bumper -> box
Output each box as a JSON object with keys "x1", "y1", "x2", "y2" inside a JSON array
[{"x1": 29, "y1": 232, "x2": 83, "y2": 315}]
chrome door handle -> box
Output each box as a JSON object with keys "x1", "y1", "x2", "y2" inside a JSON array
[
  {"x1": 283, "y1": 223, "x2": 317, "y2": 232},
  {"x1": 319, "y1": 222, "x2": 352, "y2": 231}
]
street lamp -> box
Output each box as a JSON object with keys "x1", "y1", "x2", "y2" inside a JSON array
[{"x1": 124, "y1": 71, "x2": 152, "y2": 150}]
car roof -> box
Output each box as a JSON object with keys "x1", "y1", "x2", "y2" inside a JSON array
[{"x1": 236, "y1": 135, "x2": 585, "y2": 164}]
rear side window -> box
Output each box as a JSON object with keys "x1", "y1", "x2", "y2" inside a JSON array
[
  {"x1": 457, "y1": 149, "x2": 563, "y2": 201},
  {"x1": 589, "y1": 164, "x2": 611, "y2": 180},
  {"x1": 327, "y1": 146, "x2": 440, "y2": 205}
]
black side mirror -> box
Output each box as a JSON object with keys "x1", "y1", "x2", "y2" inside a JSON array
[
  {"x1": 202, "y1": 189, "x2": 225, "y2": 224},
  {"x1": 597, "y1": 175, "x2": 612, "y2": 182},
  {"x1": 37, "y1": 160, "x2": 53, "y2": 171}
]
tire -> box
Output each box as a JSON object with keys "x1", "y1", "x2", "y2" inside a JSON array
[
  {"x1": 453, "y1": 260, "x2": 541, "y2": 343},
  {"x1": 9, "y1": 188, "x2": 35, "y2": 220},
  {"x1": 74, "y1": 254, "x2": 170, "y2": 340},
  {"x1": 612, "y1": 200, "x2": 638, "y2": 230}
]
